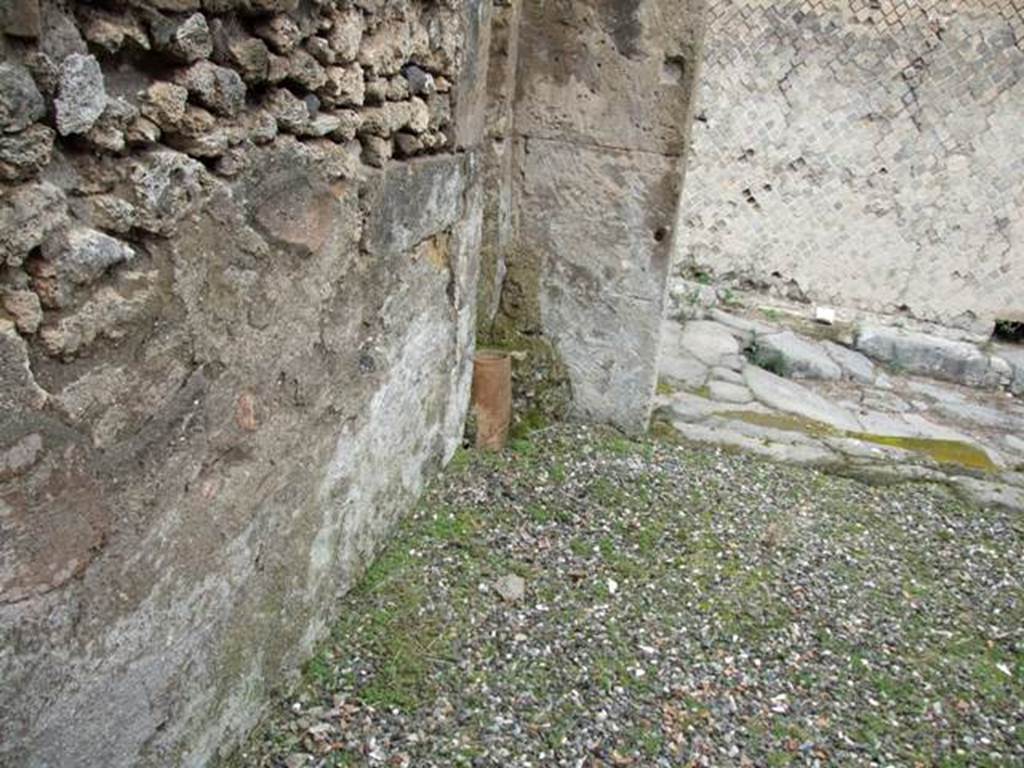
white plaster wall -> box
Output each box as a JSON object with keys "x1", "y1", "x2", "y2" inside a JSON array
[{"x1": 676, "y1": 0, "x2": 1024, "y2": 328}]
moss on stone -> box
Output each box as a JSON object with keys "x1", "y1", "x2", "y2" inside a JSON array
[
  {"x1": 656, "y1": 378, "x2": 678, "y2": 396},
  {"x1": 853, "y1": 433, "x2": 998, "y2": 473},
  {"x1": 722, "y1": 409, "x2": 842, "y2": 438},
  {"x1": 477, "y1": 244, "x2": 572, "y2": 438},
  {"x1": 721, "y1": 409, "x2": 998, "y2": 473}
]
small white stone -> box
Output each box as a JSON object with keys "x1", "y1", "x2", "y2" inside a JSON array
[
  {"x1": 815, "y1": 306, "x2": 836, "y2": 325},
  {"x1": 494, "y1": 573, "x2": 525, "y2": 602}
]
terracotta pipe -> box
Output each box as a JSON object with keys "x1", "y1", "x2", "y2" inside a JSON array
[{"x1": 471, "y1": 349, "x2": 512, "y2": 451}]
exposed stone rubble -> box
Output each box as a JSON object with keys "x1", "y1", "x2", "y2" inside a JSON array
[
  {"x1": 658, "y1": 287, "x2": 1024, "y2": 512},
  {"x1": 1, "y1": 0, "x2": 461, "y2": 363},
  {"x1": 0, "y1": 61, "x2": 45, "y2": 131},
  {"x1": 54, "y1": 52, "x2": 108, "y2": 135}
]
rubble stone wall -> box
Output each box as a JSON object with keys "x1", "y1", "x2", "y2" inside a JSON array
[
  {"x1": 676, "y1": 0, "x2": 1024, "y2": 329},
  {"x1": 0, "y1": 0, "x2": 487, "y2": 765}
]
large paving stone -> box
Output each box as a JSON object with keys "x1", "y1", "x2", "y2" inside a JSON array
[
  {"x1": 659, "y1": 319, "x2": 709, "y2": 389},
  {"x1": 822, "y1": 340, "x2": 875, "y2": 384},
  {"x1": 708, "y1": 380, "x2": 752, "y2": 404},
  {"x1": 660, "y1": 350, "x2": 708, "y2": 390},
  {"x1": 707, "y1": 308, "x2": 777, "y2": 343},
  {"x1": 710, "y1": 366, "x2": 743, "y2": 384},
  {"x1": 823, "y1": 436, "x2": 916, "y2": 462},
  {"x1": 855, "y1": 325, "x2": 1008, "y2": 389},
  {"x1": 743, "y1": 365, "x2": 861, "y2": 432},
  {"x1": 860, "y1": 388, "x2": 913, "y2": 414},
  {"x1": 669, "y1": 279, "x2": 718, "y2": 320},
  {"x1": 678, "y1": 320, "x2": 741, "y2": 366},
  {"x1": 659, "y1": 390, "x2": 771, "y2": 423},
  {"x1": 753, "y1": 330, "x2": 842, "y2": 380},
  {"x1": 930, "y1": 401, "x2": 1024, "y2": 433},
  {"x1": 670, "y1": 419, "x2": 837, "y2": 465},
  {"x1": 1004, "y1": 434, "x2": 1024, "y2": 457},
  {"x1": 994, "y1": 344, "x2": 1024, "y2": 396},
  {"x1": 855, "y1": 410, "x2": 976, "y2": 443},
  {"x1": 952, "y1": 477, "x2": 1024, "y2": 513},
  {"x1": 902, "y1": 379, "x2": 968, "y2": 404}
]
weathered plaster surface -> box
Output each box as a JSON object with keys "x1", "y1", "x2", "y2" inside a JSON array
[
  {"x1": 509, "y1": 0, "x2": 707, "y2": 432},
  {"x1": 475, "y1": 0, "x2": 520, "y2": 330},
  {"x1": 0, "y1": 1, "x2": 485, "y2": 765},
  {"x1": 677, "y1": 0, "x2": 1024, "y2": 329}
]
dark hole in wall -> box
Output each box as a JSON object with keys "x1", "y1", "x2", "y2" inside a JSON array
[
  {"x1": 661, "y1": 56, "x2": 686, "y2": 85},
  {"x1": 994, "y1": 319, "x2": 1024, "y2": 343}
]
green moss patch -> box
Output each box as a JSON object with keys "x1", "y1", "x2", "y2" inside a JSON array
[{"x1": 720, "y1": 410, "x2": 998, "y2": 473}]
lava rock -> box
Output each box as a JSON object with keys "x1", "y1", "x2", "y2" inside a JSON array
[
  {"x1": 129, "y1": 150, "x2": 206, "y2": 235},
  {"x1": 1, "y1": 0, "x2": 42, "y2": 38},
  {"x1": 264, "y1": 87, "x2": 309, "y2": 134},
  {"x1": 402, "y1": 64, "x2": 436, "y2": 96},
  {"x1": 0, "y1": 124, "x2": 54, "y2": 180},
  {"x1": 287, "y1": 49, "x2": 327, "y2": 91},
  {"x1": 54, "y1": 54, "x2": 107, "y2": 136},
  {"x1": 42, "y1": 227, "x2": 135, "y2": 287},
  {"x1": 138, "y1": 81, "x2": 189, "y2": 131},
  {"x1": 327, "y1": 8, "x2": 363, "y2": 61},
  {"x1": 254, "y1": 15, "x2": 301, "y2": 55},
  {"x1": 175, "y1": 61, "x2": 245, "y2": 117},
  {"x1": 0, "y1": 62, "x2": 46, "y2": 133},
  {"x1": 319, "y1": 64, "x2": 364, "y2": 108},
  {"x1": 0, "y1": 182, "x2": 68, "y2": 267},
  {"x1": 1, "y1": 289, "x2": 43, "y2": 334}
]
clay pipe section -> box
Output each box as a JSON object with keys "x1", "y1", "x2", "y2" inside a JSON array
[{"x1": 471, "y1": 350, "x2": 512, "y2": 451}]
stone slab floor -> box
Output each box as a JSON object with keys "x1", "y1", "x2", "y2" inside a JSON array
[
  {"x1": 223, "y1": 426, "x2": 1022, "y2": 767},
  {"x1": 658, "y1": 285, "x2": 1024, "y2": 514}
]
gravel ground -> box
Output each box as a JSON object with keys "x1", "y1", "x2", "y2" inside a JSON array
[{"x1": 224, "y1": 425, "x2": 1023, "y2": 768}]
